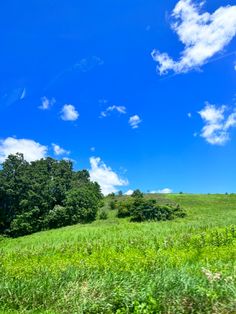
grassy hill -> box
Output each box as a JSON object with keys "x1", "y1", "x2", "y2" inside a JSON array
[{"x1": 0, "y1": 194, "x2": 236, "y2": 313}]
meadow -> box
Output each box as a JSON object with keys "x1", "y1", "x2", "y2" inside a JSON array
[{"x1": 0, "y1": 194, "x2": 236, "y2": 313}]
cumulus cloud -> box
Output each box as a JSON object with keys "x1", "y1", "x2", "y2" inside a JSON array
[
  {"x1": 89, "y1": 157, "x2": 128, "y2": 195},
  {"x1": 61, "y1": 104, "x2": 79, "y2": 121},
  {"x1": 0, "y1": 137, "x2": 47, "y2": 163},
  {"x1": 39, "y1": 96, "x2": 56, "y2": 110},
  {"x1": 125, "y1": 189, "x2": 134, "y2": 196},
  {"x1": 52, "y1": 143, "x2": 70, "y2": 156},
  {"x1": 198, "y1": 103, "x2": 236, "y2": 145},
  {"x1": 152, "y1": 0, "x2": 236, "y2": 75},
  {"x1": 100, "y1": 105, "x2": 127, "y2": 118},
  {"x1": 129, "y1": 115, "x2": 142, "y2": 129}
]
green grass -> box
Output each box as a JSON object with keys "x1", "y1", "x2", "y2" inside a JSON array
[{"x1": 0, "y1": 194, "x2": 236, "y2": 313}]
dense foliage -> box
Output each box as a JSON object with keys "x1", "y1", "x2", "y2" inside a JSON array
[
  {"x1": 117, "y1": 190, "x2": 186, "y2": 221},
  {"x1": 0, "y1": 154, "x2": 103, "y2": 237}
]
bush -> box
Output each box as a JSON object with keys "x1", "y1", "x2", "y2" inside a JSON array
[
  {"x1": 131, "y1": 201, "x2": 185, "y2": 222},
  {"x1": 116, "y1": 193, "x2": 186, "y2": 222},
  {"x1": 8, "y1": 207, "x2": 41, "y2": 237},
  {"x1": 99, "y1": 210, "x2": 108, "y2": 220},
  {"x1": 117, "y1": 200, "x2": 132, "y2": 218},
  {"x1": 109, "y1": 200, "x2": 117, "y2": 210},
  {"x1": 43, "y1": 205, "x2": 70, "y2": 229}
]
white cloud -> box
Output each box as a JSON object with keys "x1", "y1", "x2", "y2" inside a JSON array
[
  {"x1": 100, "y1": 105, "x2": 127, "y2": 118},
  {"x1": 152, "y1": 0, "x2": 236, "y2": 75},
  {"x1": 187, "y1": 112, "x2": 192, "y2": 118},
  {"x1": 157, "y1": 188, "x2": 173, "y2": 194},
  {"x1": 0, "y1": 137, "x2": 47, "y2": 163},
  {"x1": 198, "y1": 103, "x2": 236, "y2": 145},
  {"x1": 39, "y1": 96, "x2": 56, "y2": 110},
  {"x1": 61, "y1": 104, "x2": 79, "y2": 121},
  {"x1": 89, "y1": 157, "x2": 128, "y2": 195},
  {"x1": 52, "y1": 143, "x2": 70, "y2": 156},
  {"x1": 125, "y1": 189, "x2": 134, "y2": 196},
  {"x1": 234, "y1": 62, "x2": 236, "y2": 71},
  {"x1": 129, "y1": 115, "x2": 142, "y2": 129}
]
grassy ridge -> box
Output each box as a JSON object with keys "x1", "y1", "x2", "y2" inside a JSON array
[{"x1": 0, "y1": 194, "x2": 236, "y2": 313}]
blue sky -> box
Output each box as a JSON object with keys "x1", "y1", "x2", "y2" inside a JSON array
[{"x1": 0, "y1": 0, "x2": 236, "y2": 195}]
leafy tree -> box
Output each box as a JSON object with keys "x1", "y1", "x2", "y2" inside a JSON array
[
  {"x1": 0, "y1": 154, "x2": 103, "y2": 237},
  {"x1": 64, "y1": 185, "x2": 101, "y2": 224},
  {"x1": 131, "y1": 189, "x2": 144, "y2": 199}
]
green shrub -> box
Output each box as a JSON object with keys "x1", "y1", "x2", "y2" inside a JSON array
[
  {"x1": 8, "y1": 207, "x2": 41, "y2": 237},
  {"x1": 43, "y1": 205, "x2": 69, "y2": 229},
  {"x1": 131, "y1": 201, "x2": 185, "y2": 222},
  {"x1": 109, "y1": 200, "x2": 117, "y2": 210},
  {"x1": 117, "y1": 200, "x2": 132, "y2": 218},
  {"x1": 99, "y1": 210, "x2": 108, "y2": 220},
  {"x1": 116, "y1": 192, "x2": 185, "y2": 222}
]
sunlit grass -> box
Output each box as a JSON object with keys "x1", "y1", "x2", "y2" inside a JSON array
[{"x1": 0, "y1": 194, "x2": 236, "y2": 313}]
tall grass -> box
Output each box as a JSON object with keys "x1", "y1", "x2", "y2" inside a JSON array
[{"x1": 0, "y1": 194, "x2": 236, "y2": 313}]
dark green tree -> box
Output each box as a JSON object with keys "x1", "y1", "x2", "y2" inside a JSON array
[{"x1": 0, "y1": 154, "x2": 103, "y2": 237}]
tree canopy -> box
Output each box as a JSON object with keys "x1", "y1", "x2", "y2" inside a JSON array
[{"x1": 0, "y1": 154, "x2": 103, "y2": 237}]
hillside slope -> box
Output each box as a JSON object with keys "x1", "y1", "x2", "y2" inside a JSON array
[{"x1": 0, "y1": 194, "x2": 236, "y2": 313}]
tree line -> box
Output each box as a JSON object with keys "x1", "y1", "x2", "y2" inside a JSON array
[{"x1": 0, "y1": 154, "x2": 103, "y2": 237}]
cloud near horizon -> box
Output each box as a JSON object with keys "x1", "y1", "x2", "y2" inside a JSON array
[
  {"x1": 152, "y1": 0, "x2": 236, "y2": 75},
  {"x1": 89, "y1": 157, "x2": 128, "y2": 195},
  {"x1": 150, "y1": 188, "x2": 173, "y2": 194},
  {"x1": 125, "y1": 189, "x2": 134, "y2": 195}
]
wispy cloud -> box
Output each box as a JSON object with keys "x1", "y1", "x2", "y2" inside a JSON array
[
  {"x1": 89, "y1": 157, "x2": 128, "y2": 195},
  {"x1": 61, "y1": 104, "x2": 79, "y2": 121},
  {"x1": 129, "y1": 115, "x2": 142, "y2": 129},
  {"x1": 39, "y1": 96, "x2": 56, "y2": 110},
  {"x1": 152, "y1": 0, "x2": 236, "y2": 75},
  {"x1": 100, "y1": 105, "x2": 127, "y2": 118},
  {"x1": 198, "y1": 103, "x2": 236, "y2": 145},
  {"x1": 0, "y1": 137, "x2": 47, "y2": 163},
  {"x1": 74, "y1": 56, "x2": 104, "y2": 73}
]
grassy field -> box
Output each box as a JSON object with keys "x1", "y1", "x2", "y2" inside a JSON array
[{"x1": 0, "y1": 194, "x2": 236, "y2": 313}]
